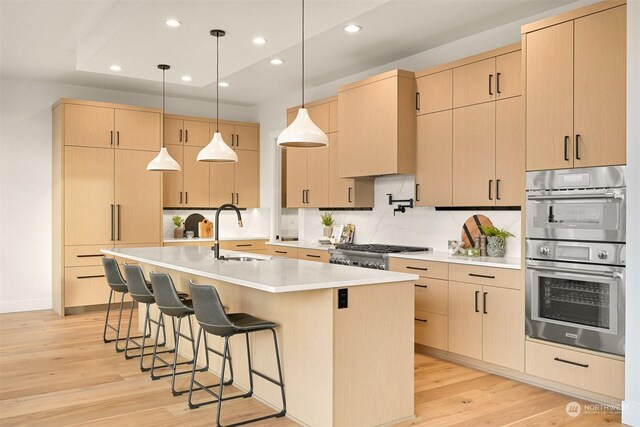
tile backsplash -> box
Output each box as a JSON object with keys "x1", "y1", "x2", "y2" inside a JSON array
[
  {"x1": 298, "y1": 175, "x2": 522, "y2": 258},
  {"x1": 163, "y1": 208, "x2": 270, "y2": 240}
]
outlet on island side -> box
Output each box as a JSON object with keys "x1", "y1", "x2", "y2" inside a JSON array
[{"x1": 338, "y1": 288, "x2": 348, "y2": 309}]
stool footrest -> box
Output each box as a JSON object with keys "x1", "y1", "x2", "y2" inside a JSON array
[{"x1": 250, "y1": 368, "x2": 283, "y2": 387}]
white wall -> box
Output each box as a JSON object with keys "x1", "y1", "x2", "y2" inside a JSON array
[
  {"x1": 0, "y1": 76, "x2": 257, "y2": 313},
  {"x1": 623, "y1": 1, "x2": 640, "y2": 425},
  {"x1": 162, "y1": 208, "x2": 270, "y2": 240}
]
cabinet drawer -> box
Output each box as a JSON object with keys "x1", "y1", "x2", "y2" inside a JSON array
[
  {"x1": 64, "y1": 265, "x2": 130, "y2": 308},
  {"x1": 65, "y1": 245, "x2": 110, "y2": 267},
  {"x1": 415, "y1": 278, "x2": 448, "y2": 315},
  {"x1": 219, "y1": 239, "x2": 267, "y2": 252},
  {"x1": 525, "y1": 340, "x2": 624, "y2": 399},
  {"x1": 414, "y1": 310, "x2": 448, "y2": 351},
  {"x1": 267, "y1": 246, "x2": 299, "y2": 258},
  {"x1": 388, "y1": 258, "x2": 448, "y2": 280},
  {"x1": 298, "y1": 248, "x2": 329, "y2": 263},
  {"x1": 449, "y1": 263, "x2": 522, "y2": 290}
]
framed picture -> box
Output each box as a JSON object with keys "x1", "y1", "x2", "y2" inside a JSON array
[
  {"x1": 340, "y1": 224, "x2": 355, "y2": 243},
  {"x1": 331, "y1": 225, "x2": 344, "y2": 241}
]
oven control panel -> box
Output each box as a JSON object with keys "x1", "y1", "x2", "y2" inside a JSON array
[{"x1": 526, "y1": 240, "x2": 625, "y2": 266}]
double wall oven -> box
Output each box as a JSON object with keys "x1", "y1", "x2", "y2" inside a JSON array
[{"x1": 525, "y1": 166, "x2": 626, "y2": 356}]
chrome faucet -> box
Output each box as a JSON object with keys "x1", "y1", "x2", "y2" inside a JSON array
[{"x1": 212, "y1": 204, "x2": 244, "y2": 259}]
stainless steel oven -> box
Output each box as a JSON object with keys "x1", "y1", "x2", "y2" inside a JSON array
[
  {"x1": 525, "y1": 240, "x2": 626, "y2": 356},
  {"x1": 526, "y1": 166, "x2": 626, "y2": 242}
]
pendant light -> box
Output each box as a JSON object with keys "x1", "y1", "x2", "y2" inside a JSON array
[
  {"x1": 147, "y1": 64, "x2": 181, "y2": 171},
  {"x1": 198, "y1": 29, "x2": 238, "y2": 163},
  {"x1": 277, "y1": 0, "x2": 328, "y2": 148}
]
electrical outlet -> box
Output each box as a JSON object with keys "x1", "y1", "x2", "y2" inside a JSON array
[{"x1": 338, "y1": 288, "x2": 348, "y2": 309}]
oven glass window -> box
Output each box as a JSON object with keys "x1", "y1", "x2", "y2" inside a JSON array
[{"x1": 539, "y1": 277, "x2": 610, "y2": 329}]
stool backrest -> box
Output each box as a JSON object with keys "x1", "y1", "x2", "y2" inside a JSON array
[
  {"x1": 188, "y1": 281, "x2": 235, "y2": 336},
  {"x1": 102, "y1": 257, "x2": 127, "y2": 291},
  {"x1": 123, "y1": 264, "x2": 154, "y2": 301},
  {"x1": 149, "y1": 272, "x2": 190, "y2": 316}
]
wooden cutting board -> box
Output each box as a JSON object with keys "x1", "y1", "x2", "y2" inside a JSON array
[
  {"x1": 461, "y1": 215, "x2": 493, "y2": 248},
  {"x1": 198, "y1": 219, "x2": 213, "y2": 238}
]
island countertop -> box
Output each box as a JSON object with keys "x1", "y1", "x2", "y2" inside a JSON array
[{"x1": 102, "y1": 246, "x2": 418, "y2": 293}]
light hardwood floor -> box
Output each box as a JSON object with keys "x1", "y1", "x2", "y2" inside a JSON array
[{"x1": 0, "y1": 309, "x2": 624, "y2": 426}]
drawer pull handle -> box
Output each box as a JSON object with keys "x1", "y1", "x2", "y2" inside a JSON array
[
  {"x1": 77, "y1": 274, "x2": 105, "y2": 280},
  {"x1": 406, "y1": 266, "x2": 428, "y2": 271},
  {"x1": 414, "y1": 284, "x2": 428, "y2": 288},
  {"x1": 414, "y1": 318, "x2": 428, "y2": 323},
  {"x1": 554, "y1": 357, "x2": 589, "y2": 368},
  {"x1": 235, "y1": 244, "x2": 252, "y2": 247},
  {"x1": 306, "y1": 254, "x2": 321, "y2": 258},
  {"x1": 475, "y1": 290, "x2": 480, "y2": 313},
  {"x1": 275, "y1": 250, "x2": 288, "y2": 254},
  {"x1": 76, "y1": 254, "x2": 104, "y2": 258},
  {"x1": 468, "y1": 273, "x2": 495, "y2": 279}
]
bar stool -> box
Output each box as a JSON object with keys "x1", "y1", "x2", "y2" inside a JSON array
[
  {"x1": 149, "y1": 272, "x2": 208, "y2": 396},
  {"x1": 101, "y1": 257, "x2": 150, "y2": 352},
  {"x1": 187, "y1": 281, "x2": 286, "y2": 427}
]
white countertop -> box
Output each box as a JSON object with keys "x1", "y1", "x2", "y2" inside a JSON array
[
  {"x1": 267, "y1": 241, "x2": 333, "y2": 251},
  {"x1": 164, "y1": 236, "x2": 268, "y2": 243},
  {"x1": 102, "y1": 246, "x2": 417, "y2": 293},
  {"x1": 389, "y1": 251, "x2": 522, "y2": 270}
]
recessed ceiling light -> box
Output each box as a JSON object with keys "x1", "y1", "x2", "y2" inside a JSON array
[
  {"x1": 166, "y1": 19, "x2": 181, "y2": 27},
  {"x1": 270, "y1": 58, "x2": 284, "y2": 65},
  {"x1": 110, "y1": 65, "x2": 122, "y2": 71},
  {"x1": 218, "y1": 81, "x2": 229, "y2": 87},
  {"x1": 343, "y1": 24, "x2": 362, "y2": 33},
  {"x1": 181, "y1": 75, "x2": 192, "y2": 82}
]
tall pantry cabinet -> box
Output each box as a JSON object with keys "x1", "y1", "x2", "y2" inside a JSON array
[{"x1": 52, "y1": 99, "x2": 162, "y2": 314}]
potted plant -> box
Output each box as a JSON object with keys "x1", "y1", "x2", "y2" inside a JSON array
[
  {"x1": 173, "y1": 215, "x2": 184, "y2": 238},
  {"x1": 320, "y1": 212, "x2": 334, "y2": 238},
  {"x1": 480, "y1": 225, "x2": 514, "y2": 257}
]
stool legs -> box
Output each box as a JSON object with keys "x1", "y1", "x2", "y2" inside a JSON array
[
  {"x1": 123, "y1": 303, "x2": 167, "y2": 371},
  {"x1": 102, "y1": 290, "x2": 128, "y2": 352}
]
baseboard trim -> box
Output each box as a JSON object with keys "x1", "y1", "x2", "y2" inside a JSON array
[
  {"x1": 0, "y1": 298, "x2": 51, "y2": 313},
  {"x1": 623, "y1": 400, "x2": 640, "y2": 426}
]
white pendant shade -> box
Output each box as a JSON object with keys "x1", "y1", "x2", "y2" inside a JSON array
[
  {"x1": 147, "y1": 147, "x2": 181, "y2": 171},
  {"x1": 197, "y1": 132, "x2": 238, "y2": 162},
  {"x1": 277, "y1": 108, "x2": 328, "y2": 148}
]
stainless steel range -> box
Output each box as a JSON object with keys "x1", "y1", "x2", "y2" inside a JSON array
[
  {"x1": 329, "y1": 244, "x2": 432, "y2": 270},
  {"x1": 525, "y1": 166, "x2": 626, "y2": 356}
]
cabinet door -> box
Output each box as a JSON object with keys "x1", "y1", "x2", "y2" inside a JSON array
[
  {"x1": 416, "y1": 69, "x2": 452, "y2": 114},
  {"x1": 115, "y1": 150, "x2": 161, "y2": 244},
  {"x1": 495, "y1": 97, "x2": 525, "y2": 207},
  {"x1": 308, "y1": 103, "x2": 330, "y2": 134},
  {"x1": 453, "y1": 58, "x2": 495, "y2": 108},
  {"x1": 183, "y1": 146, "x2": 210, "y2": 207},
  {"x1": 64, "y1": 104, "x2": 114, "y2": 148},
  {"x1": 448, "y1": 281, "x2": 483, "y2": 360},
  {"x1": 234, "y1": 150, "x2": 260, "y2": 208},
  {"x1": 574, "y1": 5, "x2": 626, "y2": 167},
  {"x1": 329, "y1": 101, "x2": 338, "y2": 133},
  {"x1": 526, "y1": 21, "x2": 574, "y2": 171},
  {"x1": 495, "y1": 50, "x2": 521, "y2": 99},
  {"x1": 163, "y1": 145, "x2": 184, "y2": 208},
  {"x1": 285, "y1": 148, "x2": 307, "y2": 208},
  {"x1": 307, "y1": 145, "x2": 330, "y2": 207},
  {"x1": 184, "y1": 120, "x2": 210, "y2": 147},
  {"x1": 64, "y1": 146, "x2": 114, "y2": 245},
  {"x1": 164, "y1": 118, "x2": 184, "y2": 145},
  {"x1": 329, "y1": 133, "x2": 354, "y2": 207},
  {"x1": 416, "y1": 110, "x2": 452, "y2": 207},
  {"x1": 114, "y1": 109, "x2": 161, "y2": 151},
  {"x1": 414, "y1": 278, "x2": 448, "y2": 315},
  {"x1": 211, "y1": 123, "x2": 235, "y2": 149},
  {"x1": 452, "y1": 102, "x2": 496, "y2": 206},
  {"x1": 233, "y1": 125, "x2": 259, "y2": 151},
  {"x1": 210, "y1": 162, "x2": 235, "y2": 207},
  {"x1": 482, "y1": 286, "x2": 524, "y2": 371}
]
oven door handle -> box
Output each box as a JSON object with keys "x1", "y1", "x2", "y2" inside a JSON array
[
  {"x1": 527, "y1": 265, "x2": 622, "y2": 279},
  {"x1": 527, "y1": 192, "x2": 623, "y2": 201}
]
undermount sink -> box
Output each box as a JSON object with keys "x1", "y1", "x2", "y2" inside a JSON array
[{"x1": 220, "y1": 256, "x2": 265, "y2": 262}]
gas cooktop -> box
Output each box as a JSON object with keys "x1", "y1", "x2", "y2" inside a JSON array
[{"x1": 334, "y1": 243, "x2": 432, "y2": 254}]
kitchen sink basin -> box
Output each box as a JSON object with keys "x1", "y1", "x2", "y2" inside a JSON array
[{"x1": 220, "y1": 256, "x2": 265, "y2": 262}]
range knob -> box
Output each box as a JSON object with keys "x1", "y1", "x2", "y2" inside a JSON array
[
  {"x1": 539, "y1": 246, "x2": 551, "y2": 256},
  {"x1": 598, "y1": 249, "x2": 609, "y2": 260},
  {"x1": 378, "y1": 264, "x2": 385, "y2": 270}
]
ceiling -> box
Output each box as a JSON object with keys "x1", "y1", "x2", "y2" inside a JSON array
[{"x1": 1, "y1": 0, "x2": 578, "y2": 107}]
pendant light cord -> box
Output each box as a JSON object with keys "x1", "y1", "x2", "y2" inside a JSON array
[
  {"x1": 301, "y1": 0, "x2": 305, "y2": 108},
  {"x1": 216, "y1": 33, "x2": 220, "y2": 132},
  {"x1": 162, "y1": 67, "x2": 165, "y2": 148}
]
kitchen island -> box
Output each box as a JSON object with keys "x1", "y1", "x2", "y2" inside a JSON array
[{"x1": 102, "y1": 246, "x2": 417, "y2": 427}]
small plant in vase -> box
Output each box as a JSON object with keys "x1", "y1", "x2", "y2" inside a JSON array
[
  {"x1": 480, "y1": 225, "x2": 514, "y2": 257},
  {"x1": 321, "y1": 212, "x2": 334, "y2": 238},
  {"x1": 173, "y1": 215, "x2": 184, "y2": 238}
]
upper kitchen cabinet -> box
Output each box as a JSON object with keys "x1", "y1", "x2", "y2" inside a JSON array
[
  {"x1": 338, "y1": 69, "x2": 416, "y2": 177},
  {"x1": 286, "y1": 146, "x2": 329, "y2": 208},
  {"x1": 523, "y1": 2, "x2": 626, "y2": 171},
  {"x1": 495, "y1": 50, "x2": 522, "y2": 99},
  {"x1": 415, "y1": 110, "x2": 453, "y2": 207},
  {"x1": 211, "y1": 121, "x2": 260, "y2": 151},
  {"x1": 63, "y1": 100, "x2": 160, "y2": 151},
  {"x1": 416, "y1": 70, "x2": 452, "y2": 115},
  {"x1": 453, "y1": 58, "x2": 495, "y2": 108},
  {"x1": 329, "y1": 133, "x2": 375, "y2": 208},
  {"x1": 163, "y1": 115, "x2": 211, "y2": 147}
]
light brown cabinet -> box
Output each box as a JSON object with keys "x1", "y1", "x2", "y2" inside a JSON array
[
  {"x1": 298, "y1": 248, "x2": 329, "y2": 263},
  {"x1": 267, "y1": 245, "x2": 299, "y2": 258},
  {"x1": 164, "y1": 118, "x2": 210, "y2": 147},
  {"x1": 416, "y1": 69, "x2": 452, "y2": 114},
  {"x1": 448, "y1": 281, "x2": 484, "y2": 359},
  {"x1": 211, "y1": 122, "x2": 259, "y2": 151},
  {"x1": 286, "y1": 146, "x2": 329, "y2": 207},
  {"x1": 209, "y1": 149, "x2": 260, "y2": 208},
  {"x1": 415, "y1": 110, "x2": 452, "y2": 206},
  {"x1": 162, "y1": 145, "x2": 211, "y2": 208},
  {"x1": 495, "y1": 96, "x2": 525, "y2": 206},
  {"x1": 524, "y1": 4, "x2": 626, "y2": 170},
  {"x1": 64, "y1": 102, "x2": 160, "y2": 151},
  {"x1": 495, "y1": 50, "x2": 522, "y2": 100},
  {"x1": 338, "y1": 69, "x2": 416, "y2": 177},
  {"x1": 453, "y1": 58, "x2": 496, "y2": 108},
  {"x1": 328, "y1": 133, "x2": 374, "y2": 208}
]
